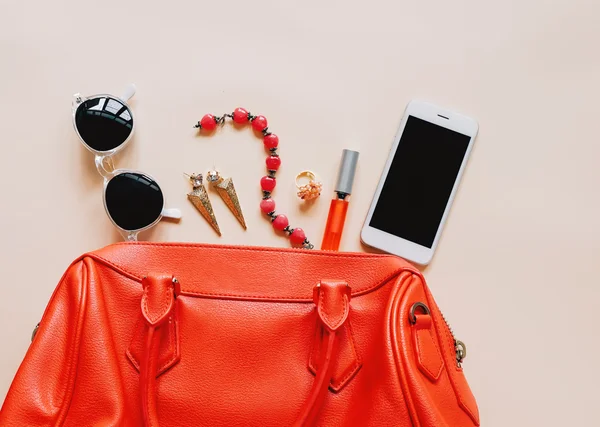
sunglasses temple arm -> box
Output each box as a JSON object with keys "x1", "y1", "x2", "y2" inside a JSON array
[
  {"x1": 121, "y1": 83, "x2": 137, "y2": 102},
  {"x1": 162, "y1": 208, "x2": 182, "y2": 220}
]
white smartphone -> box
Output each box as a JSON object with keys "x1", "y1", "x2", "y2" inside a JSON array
[{"x1": 361, "y1": 100, "x2": 478, "y2": 265}]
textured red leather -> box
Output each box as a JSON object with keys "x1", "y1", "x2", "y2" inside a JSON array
[
  {"x1": 0, "y1": 242, "x2": 480, "y2": 426},
  {"x1": 412, "y1": 315, "x2": 444, "y2": 382}
]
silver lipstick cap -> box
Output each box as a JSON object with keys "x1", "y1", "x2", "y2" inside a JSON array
[{"x1": 335, "y1": 149, "x2": 360, "y2": 195}]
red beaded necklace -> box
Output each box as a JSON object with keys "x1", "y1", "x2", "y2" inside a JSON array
[{"x1": 194, "y1": 108, "x2": 314, "y2": 249}]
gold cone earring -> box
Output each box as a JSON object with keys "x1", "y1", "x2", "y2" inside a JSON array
[
  {"x1": 206, "y1": 169, "x2": 247, "y2": 230},
  {"x1": 186, "y1": 173, "x2": 221, "y2": 236}
]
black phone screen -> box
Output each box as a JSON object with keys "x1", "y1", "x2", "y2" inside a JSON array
[{"x1": 369, "y1": 116, "x2": 471, "y2": 248}]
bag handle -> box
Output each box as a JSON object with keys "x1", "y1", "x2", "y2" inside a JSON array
[{"x1": 138, "y1": 276, "x2": 351, "y2": 427}]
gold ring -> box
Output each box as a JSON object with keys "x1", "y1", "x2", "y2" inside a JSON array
[
  {"x1": 295, "y1": 170, "x2": 318, "y2": 188},
  {"x1": 296, "y1": 170, "x2": 322, "y2": 201}
]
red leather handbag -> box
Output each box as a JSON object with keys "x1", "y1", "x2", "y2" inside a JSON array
[{"x1": 0, "y1": 243, "x2": 479, "y2": 426}]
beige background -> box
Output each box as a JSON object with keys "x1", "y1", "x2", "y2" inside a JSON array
[{"x1": 1, "y1": 0, "x2": 599, "y2": 425}]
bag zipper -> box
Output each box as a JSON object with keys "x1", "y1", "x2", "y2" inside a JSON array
[
  {"x1": 440, "y1": 311, "x2": 466, "y2": 367},
  {"x1": 31, "y1": 322, "x2": 40, "y2": 342}
]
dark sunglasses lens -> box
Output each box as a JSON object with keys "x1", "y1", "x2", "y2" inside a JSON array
[
  {"x1": 74, "y1": 96, "x2": 133, "y2": 152},
  {"x1": 105, "y1": 173, "x2": 164, "y2": 231}
]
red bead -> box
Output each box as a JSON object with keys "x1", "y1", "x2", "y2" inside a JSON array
[
  {"x1": 260, "y1": 198, "x2": 275, "y2": 214},
  {"x1": 260, "y1": 176, "x2": 276, "y2": 192},
  {"x1": 263, "y1": 134, "x2": 279, "y2": 149},
  {"x1": 272, "y1": 215, "x2": 289, "y2": 231},
  {"x1": 200, "y1": 114, "x2": 217, "y2": 131},
  {"x1": 266, "y1": 156, "x2": 281, "y2": 171},
  {"x1": 290, "y1": 228, "x2": 307, "y2": 245},
  {"x1": 252, "y1": 115, "x2": 268, "y2": 132},
  {"x1": 233, "y1": 108, "x2": 249, "y2": 124}
]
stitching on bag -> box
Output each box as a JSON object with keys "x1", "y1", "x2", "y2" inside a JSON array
[
  {"x1": 415, "y1": 328, "x2": 443, "y2": 380},
  {"x1": 126, "y1": 348, "x2": 140, "y2": 371},
  {"x1": 179, "y1": 267, "x2": 403, "y2": 299},
  {"x1": 331, "y1": 321, "x2": 362, "y2": 390},
  {"x1": 86, "y1": 254, "x2": 142, "y2": 282},
  {"x1": 334, "y1": 359, "x2": 361, "y2": 391},
  {"x1": 142, "y1": 288, "x2": 150, "y2": 319},
  {"x1": 415, "y1": 329, "x2": 433, "y2": 378},
  {"x1": 87, "y1": 253, "x2": 409, "y2": 301},
  {"x1": 346, "y1": 320, "x2": 360, "y2": 364},
  {"x1": 308, "y1": 316, "x2": 319, "y2": 373},
  {"x1": 319, "y1": 291, "x2": 327, "y2": 324},
  {"x1": 157, "y1": 314, "x2": 179, "y2": 374},
  {"x1": 160, "y1": 286, "x2": 171, "y2": 322},
  {"x1": 428, "y1": 328, "x2": 445, "y2": 379},
  {"x1": 127, "y1": 317, "x2": 178, "y2": 375},
  {"x1": 180, "y1": 290, "x2": 312, "y2": 300},
  {"x1": 112, "y1": 241, "x2": 399, "y2": 260},
  {"x1": 142, "y1": 281, "x2": 172, "y2": 324},
  {"x1": 161, "y1": 319, "x2": 177, "y2": 370},
  {"x1": 345, "y1": 320, "x2": 362, "y2": 380},
  {"x1": 319, "y1": 292, "x2": 349, "y2": 330},
  {"x1": 126, "y1": 315, "x2": 143, "y2": 372},
  {"x1": 309, "y1": 317, "x2": 362, "y2": 391}
]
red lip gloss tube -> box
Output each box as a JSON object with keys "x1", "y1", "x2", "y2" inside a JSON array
[{"x1": 321, "y1": 149, "x2": 359, "y2": 251}]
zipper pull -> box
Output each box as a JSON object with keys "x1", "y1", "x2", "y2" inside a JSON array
[
  {"x1": 31, "y1": 322, "x2": 40, "y2": 342},
  {"x1": 440, "y1": 310, "x2": 467, "y2": 368},
  {"x1": 455, "y1": 339, "x2": 467, "y2": 367}
]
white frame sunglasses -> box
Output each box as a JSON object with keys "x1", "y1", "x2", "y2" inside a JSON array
[{"x1": 72, "y1": 84, "x2": 180, "y2": 241}]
